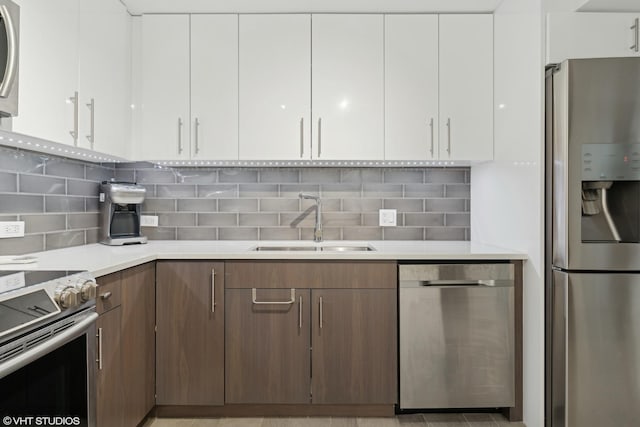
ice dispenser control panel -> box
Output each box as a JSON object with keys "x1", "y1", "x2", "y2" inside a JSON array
[{"x1": 582, "y1": 143, "x2": 640, "y2": 181}]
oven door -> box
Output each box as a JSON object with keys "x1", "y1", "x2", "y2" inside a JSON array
[{"x1": 0, "y1": 309, "x2": 98, "y2": 427}]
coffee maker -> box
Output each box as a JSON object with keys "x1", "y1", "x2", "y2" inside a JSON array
[{"x1": 99, "y1": 181, "x2": 147, "y2": 245}]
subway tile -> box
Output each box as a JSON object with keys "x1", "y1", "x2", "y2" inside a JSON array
[
  {"x1": 322, "y1": 213, "x2": 361, "y2": 227},
  {"x1": 320, "y1": 183, "x2": 361, "y2": 198},
  {"x1": 363, "y1": 183, "x2": 402, "y2": 198},
  {"x1": 45, "y1": 195, "x2": 85, "y2": 213},
  {"x1": 0, "y1": 149, "x2": 45, "y2": 174},
  {"x1": 342, "y1": 227, "x2": 383, "y2": 240},
  {"x1": 425, "y1": 198, "x2": 467, "y2": 213},
  {"x1": 19, "y1": 174, "x2": 66, "y2": 194},
  {"x1": 341, "y1": 169, "x2": 383, "y2": 184},
  {"x1": 45, "y1": 230, "x2": 86, "y2": 250},
  {"x1": 156, "y1": 184, "x2": 196, "y2": 198},
  {"x1": 426, "y1": 168, "x2": 468, "y2": 184},
  {"x1": 259, "y1": 169, "x2": 299, "y2": 183},
  {"x1": 177, "y1": 199, "x2": 217, "y2": 212},
  {"x1": 141, "y1": 227, "x2": 176, "y2": 240},
  {"x1": 384, "y1": 199, "x2": 424, "y2": 212},
  {"x1": 114, "y1": 169, "x2": 135, "y2": 182},
  {"x1": 218, "y1": 227, "x2": 258, "y2": 240},
  {"x1": 85, "y1": 164, "x2": 115, "y2": 182},
  {"x1": 281, "y1": 212, "x2": 315, "y2": 228},
  {"x1": 45, "y1": 159, "x2": 85, "y2": 179},
  {"x1": 301, "y1": 227, "x2": 341, "y2": 240},
  {"x1": 301, "y1": 198, "x2": 340, "y2": 212},
  {"x1": 85, "y1": 198, "x2": 100, "y2": 212},
  {"x1": 342, "y1": 198, "x2": 382, "y2": 212},
  {"x1": 117, "y1": 161, "x2": 155, "y2": 169},
  {"x1": 141, "y1": 184, "x2": 156, "y2": 197},
  {"x1": 143, "y1": 199, "x2": 177, "y2": 212},
  {"x1": 197, "y1": 184, "x2": 238, "y2": 198},
  {"x1": 218, "y1": 169, "x2": 258, "y2": 183},
  {"x1": 85, "y1": 228, "x2": 100, "y2": 244},
  {"x1": 259, "y1": 227, "x2": 300, "y2": 240},
  {"x1": 445, "y1": 184, "x2": 471, "y2": 198},
  {"x1": 259, "y1": 198, "x2": 299, "y2": 212},
  {"x1": 425, "y1": 227, "x2": 468, "y2": 240},
  {"x1": 280, "y1": 184, "x2": 320, "y2": 198},
  {"x1": 198, "y1": 213, "x2": 238, "y2": 227},
  {"x1": 404, "y1": 184, "x2": 445, "y2": 198},
  {"x1": 176, "y1": 168, "x2": 218, "y2": 184},
  {"x1": 383, "y1": 227, "x2": 424, "y2": 240},
  {"x1": 301, "y1": 168, "x2": 340, "y2": 183},
  {"x1": 446, "y1": 213, "x2": 471, "y2": 227},
  {"x1": 239, "y1": 184, "x2": 279, "y2": 198},
  {"x1": 0, "y1": 215, "x2": 18, "y2": 221},
  {"x1": 0, "y1": 234, "x2": 44, "y2": 255},
  {"x1": 218, "y1": 199, "x2": 258, "y2": 213},
  {"x1": 68, "y1": 213, "x2": 100, "y2": 229},
  {"x1": 405, "y1": 213, "x2": 445, "y2": 227},
  {"x1": 177, "y1": 227, "x2": 218, "y2": 240},
  {"x1": 136, "y1": 168, "x2": 177, "y2": 184},
  {"x1": 67, "y1": 179, "x2": 99, "y2": 197},
  {"x1": 0, "y1": 194, "x2": 44, "y2": 214},
  {"x1": 384, "y1": 169, "x2": 424, "y2": 184},
  {"x1": 158, "y1": 213, "x2": 196, "y2": 227},
  {"x1": 239, "y1": 213, "x2": 279, "y2": 227},
  {"x1": 0, "y1": 171, "x2": 17, "y2": 192}
]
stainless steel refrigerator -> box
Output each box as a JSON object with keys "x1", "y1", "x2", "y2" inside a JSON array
[{"x1": 546, "y1": 58, "x2": 640, "y2": 427}]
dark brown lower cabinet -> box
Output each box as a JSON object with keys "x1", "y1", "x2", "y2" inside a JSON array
[
  {"x1": 96, "y1": 305, "x2": 124, "y2": 427},
  {"x1": 156, "y1": 261, "x2": 225, "y2": 405}
]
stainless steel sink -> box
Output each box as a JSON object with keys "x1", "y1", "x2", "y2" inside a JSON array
[{"x1": 252, "y1": 245, "x2": 375, "y2": 252}]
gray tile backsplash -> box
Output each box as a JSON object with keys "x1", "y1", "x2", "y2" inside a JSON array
[{"x1": 0, "y1": 145, "x2": 471, "y2": 255}]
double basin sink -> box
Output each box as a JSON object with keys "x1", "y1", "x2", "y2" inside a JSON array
[{"x1": 252, "y1": 244, "x2": 375, "y2": 252}]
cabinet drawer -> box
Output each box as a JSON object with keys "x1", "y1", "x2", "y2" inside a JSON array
[
  {"x1": 225, "y1": 261, "x2": 396, "y2": 289},
  {"x1": 96, "y1": 272, "x2": 122, "y2": 314}
]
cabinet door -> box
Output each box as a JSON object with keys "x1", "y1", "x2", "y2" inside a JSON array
[
  {"x1": 140, "y1": 14, "x2": 190, "y2": 160},
  {"x1": 156, "y1": 261, "x2": 224, "y2": 405},
  {"x1": 385, "y1": 15, "x2": 439, "y2": 160},
  {"x1": 312, "y1": 14, "x2": 384, "y2": 160},
  {"x1": 77, "y1": 0, "x2": 131, "y2": 157},
  {"x1": 120, "y1": 263, "x2": 155, "y2": 425},
  {"x1": 439, "y1": 15, "x2": 493, "y2": 161},
  {"x1": 96, "y1": 306, "x2": 123, "y2": 427},
  {"x1": 191, "y1": 15, "x2": 239, "y2": 160},
  {"x1": 311, "y1": 289, "x2": 397, "y2": 404},
  {"x1": 239, "y1": 15, "x2": 311, "y2": 160},
  {"x1": 547, "y1": 13, "x2": 640, "y2": 64},
  {"x1": 225, "y1": 288, "x2": 311, "y2": 404},
  {"x1": 13, "y1": 0, "x2": 78, "y2": 146}
]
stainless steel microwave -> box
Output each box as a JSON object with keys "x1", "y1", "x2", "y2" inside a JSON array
[{"x1": 0, "y1": 0, "x2": 18, "y2": 117}]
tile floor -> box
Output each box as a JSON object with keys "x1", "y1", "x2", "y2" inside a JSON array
[{"x1": 142, "y1": 413, "x2": 526, "y2": 427}]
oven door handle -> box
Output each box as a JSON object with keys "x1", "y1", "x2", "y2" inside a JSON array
[{"x1": 0, "y1": 311, "x2": 99, "y2": 380}]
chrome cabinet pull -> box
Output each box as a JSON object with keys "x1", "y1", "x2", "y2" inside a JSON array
[
  {"x1": 319, "y1": 296, "x2": 323, "y2": 329},
  {"x1": 99, "y1": 291, "x2": 112, "y2": 300},
  {"x1": 69, "y1": 91, "x2": 79, "y2": 146},
  {"x1": 194, "y1": 117, "x2": 200, "y2": 156},
  {"x1": 300, "y1": 117, "x2": 304, "y2": 158},
  {"x1": 429, "y1": 118, "x2": 434, "y2": 157},
  {"x1": 0, "y1": 5, "x2": 17, "y2": 98},
  {"x1": 177, "y1": 117, "x2": 183, "y2": 154},
  {"x1": 317, "y1": 117, "x2": 322, "y2": 158},
  {"x1": 96, "y1": 327, "x2": 103, "y2": 370},
  {"x1": 86, "y1": 98, "x2": 95, "y2": 149},
  {"x1": 211, "y1": 268, "x2": 216, "y2": 313},
  {"x1": 632, "y1": 18, "x2": 639, "y2": 53},
  {"x1": 251, "y1": 288, "x2": 296, "y2": 305},
  {"x1": 446, "y1": 118, "x2": 451, "y2": 157},
  {"x1": 298, "y1": 296, "x2": 303, "y2": 329}
]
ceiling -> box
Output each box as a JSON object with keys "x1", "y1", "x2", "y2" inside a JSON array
[
  {"x1": 121, "y1": 0, "x2": 505, "y2": 15},
  {"x1": 578, "y1": 0, "x2": 640, "y2": 12}
]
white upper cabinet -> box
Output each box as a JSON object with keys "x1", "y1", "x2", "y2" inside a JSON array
[
  {"x1": 239, "y1": 15, "x2": 310, "y2": 160},
  {"x1": 384, "y1": 15, "x2": 439, "y2": 160},
  {"x1": 439, "y1": 14, "x2": 493, "y2": 161},
  {"x1": 139, "y1": 14, "x2": 238, "y2": 160},
  {"x1": 312, "y1": 14, "x2": 384, "y2": 160},
  {"x1": 547, "y1": 13, "x2": 640, "y2": 64}
]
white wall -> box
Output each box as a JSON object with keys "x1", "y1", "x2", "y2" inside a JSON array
[{"x1": 471, "y1": 0, "x2": 545, "y2": 425}]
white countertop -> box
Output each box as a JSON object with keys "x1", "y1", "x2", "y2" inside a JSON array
[{"x1": 3, "y1": 240, "x2": 526, "y2": 277}]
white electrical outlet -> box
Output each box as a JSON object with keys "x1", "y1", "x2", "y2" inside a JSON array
[
  {"x1": 379, "y1": 209, "x2": 397, "y2": 227},
  {"x1": 140, "y1": 215, "x2": 159, "y2": 227},
  {"x1": 0, "y1": 221, "x2": 25, "y2": 238}
]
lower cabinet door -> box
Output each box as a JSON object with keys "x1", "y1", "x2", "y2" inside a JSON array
[
  {"x1": 156, "y1": 261, "x2": 225, "y2": 405},
  {"x1": 225, "y1": 288, "x2": 311, "y2": 404},
  {"x1": 311, "y1": 289, "x2": 397, "y2": 404},
  {"x1": 96, "y1": 307, "x2": 123, "y2": 427}
]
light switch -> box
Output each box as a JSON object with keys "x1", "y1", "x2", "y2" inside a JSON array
[{"x1": 379, "y1": 209, "x2": 397, "y2": 227}]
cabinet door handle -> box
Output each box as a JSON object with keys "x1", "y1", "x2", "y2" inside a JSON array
[
  {"x1": 298, "y1": 296, "x2": 303, "y2": 329},
  {"x1": 69, "y1": 91, "x2": 79, "y2": 146},
  {"x1": 0, "y1": 4, "x2": 18, "y2": 98},
  {"x1": 317, "y1": 117, "x2": 322, "y2": 158},
  {"x1": 194, "y1": 117, "x2": 200, "y2": 156},
  {"x1": 177, "y1": 117, "x2": 184, "y2": 154},
  {"x1": 300, "y1": 117, "x2": 304, "y2": 158},
  {"x1": 99, "y1": 291, "x2": 112, "y2": 300},
  {"x1": 632, "y1": 18, "x2": 639, "y2": 52},
  {"x1": 211, "y1": 268, "x2": 216, "y2": 313},
  {"x1": 251, "y1": 288, "x2": 295, "y2": 305},
  {"x1": 319, "y1": 296, "x2": 323, "y2": 329},
  {"x1": 96, "y1": 327, "x2": 103, "y2": 370},
  {"x1": 86, "y1": 98, "x2": 95, "y2": 149},
  {"x1": 446, "y1": 118, "x2": 451, "y2": 157},
  {"x1": 429, "y1": 117, "x2": 434, "y2": 158}
]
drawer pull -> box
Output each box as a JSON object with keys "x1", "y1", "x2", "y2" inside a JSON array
[
  {"x1": 251, "y1": 288, "x2": 295, "y2": 305},
  {"x1": 100, "y1": 292, "x2": 112, "y2": 300}
]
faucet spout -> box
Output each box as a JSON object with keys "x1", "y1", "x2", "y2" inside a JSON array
[{"x1": 299, "y1": 192, "x2": 323, "y2": 242}]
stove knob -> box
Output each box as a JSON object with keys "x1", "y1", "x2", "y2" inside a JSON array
[
  {"x1": 55, "y1": 286, "x2": 80, "y2": 309},
  {"x1": 76, "y1": 280, "x2": 97, "y2": 302}
]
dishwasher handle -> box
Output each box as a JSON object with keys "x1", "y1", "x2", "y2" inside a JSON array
[{"x1": 420, "y1": 279, "x2": 491, "y2": 286}]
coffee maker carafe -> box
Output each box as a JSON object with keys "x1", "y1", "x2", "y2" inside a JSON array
[{"x1": 99, "y1": 181, "x2": 148, "y2": 245}]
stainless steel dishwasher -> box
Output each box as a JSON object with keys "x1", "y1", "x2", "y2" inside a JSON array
[{"x1": 399, "y1": 263, "x2": 514, "y2": 410}]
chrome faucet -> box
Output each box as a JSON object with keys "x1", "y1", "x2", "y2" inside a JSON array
[{"x1": 299, "y1": 192, "x2": 323, "y2": 242}]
